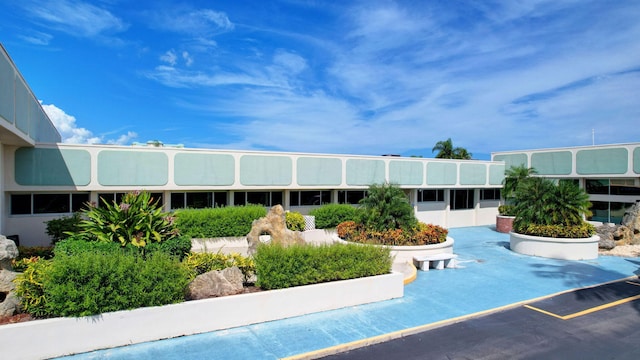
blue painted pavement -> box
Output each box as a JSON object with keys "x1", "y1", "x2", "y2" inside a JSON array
[{"x1": 60, "y1": 226, "x2": 640, "y2": 359}]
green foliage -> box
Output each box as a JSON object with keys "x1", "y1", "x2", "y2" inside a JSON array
[
  {"x1": 182, "y1": 252, "x2": 255, "y2": 282},
  {"x1": 432, "y1": 138, "x2": 472, "y2": 159},
  {"x1": 512, "y1": 177, "x2": 594, "y2": 238},
  {"x1": 357, "y1": 183, "x2": 417, "y2": 232},
  {"x1": 11, "y1": 256, "x2": 44, "y2": 272},
  {"x1": 14, "y1": 258, "x2": 52, "y2": 318},
  {"x1": 254, "y1": 243, "x2": 392, "y2": 290},
  {"x1": 513, "y1": 223, "x2": 596, "y2": 238},
  {"x1": 77, "y1": 191, "x2": 178, "y2": 248},
  {"x1": 337, "y1": 221, "x2": 447, "y2": 246},
  {"x1": 17, "y1": 251, "x2": 190, "y2": 318},
  {"x1": 285, "y1": 211, "x2": 306, "y2": 232},
  {"x1": 45, "y1": 213, "x2": 83, "y2": 245},
  {"x1": 498, "y1": 205, "x2": 516, "y2": 216},
  {"x1": 502, "y1": 165, "x2": 537, "y2": 204},
  {"x1": 175, "y1": 205, "x2": 267, "y2": 238},
  {"x1": 309, "y1": 204, "x2": 359, "y2": 229},
  {"x1": 54, "y1": 235, "x2": 192, "y2": 260}
]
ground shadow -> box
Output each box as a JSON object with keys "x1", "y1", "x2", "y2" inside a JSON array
[{"x1": 530, "y1": 261, "x2": 640, "y2": 315}]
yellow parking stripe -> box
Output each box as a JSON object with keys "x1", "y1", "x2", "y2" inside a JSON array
[{"x1": 525, "y1": 293, "x2": 640, "y2": 320}]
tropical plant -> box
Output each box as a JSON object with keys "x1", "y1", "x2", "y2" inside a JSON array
[
  {"x1": 357, "y1": 183, "x2": 417, "y2": 232},
  {"x1": 45, "y1": 212, "x2": 83, "y2": 245},
  {"x1": 76, "y1": 191, "x2": 179, "y2": 248},
  {"x1": 502, "y1": 165, "x2": 537, "y2": 204},
  {"x1": 285, "y1": 211, "x2": 306, "y2": 232},
  {"x1": 512, "y1": 177, "x2": 594, "y2": 238},
  {"x1": 432, "y1": 138, "x2": 472, "y2": 159}
]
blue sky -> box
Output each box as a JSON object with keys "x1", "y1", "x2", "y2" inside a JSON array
[{"x1": 1, "y1": 0, "x2": 639, "y2": 159}]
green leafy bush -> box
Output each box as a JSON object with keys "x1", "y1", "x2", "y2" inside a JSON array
[
  {"x1": 78, "y1": 191, "x2": 179, "y2": 248},
  {"x1": 254, "y1": 243, "x2": 392, "y2": 290},
  {"x1": 16, "y1": 246, "x2": 54, "y2": 260},
  {"x1": 513, "y1": 223, "x2": 596, "y2": 238},
  {"x1": 54, "y1": 235, "x2": 192, "y2": 260},
  {"x1": 309, "y1": 204, "x2": 359, "y2": 229},
  {"x1": 512, "y1": 177, "x2": 594, "y2": 238},
  {"x1": 357, "y1": 183, "x2": 417, "y2": 232},
  {"x1": 14, "y1": 258, "x2": 52, "y2": 318},
  {"x1": 337, "y1": 221, "x2": 447, "y2": 246},
  {"x1": 285, "y1": 211, "x2": 305, "y2": 232},
  {"x1": 183, "y1": 252, "x2": 255, "y2": 282},
  {"x1": 16, "y1": 251, "x2": 190, "y2": 318},
  {"x1": 175, "y1": 205, "x2": 267, "y2": 238},
  {"x1": 45, "y1": 212, "x2": 83, "y2": 245},
  {"x1": 498, "y1": 205, "x2": 516, "y2": 216}
]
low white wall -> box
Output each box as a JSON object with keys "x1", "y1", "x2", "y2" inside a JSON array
[
  {"x1": 0, "y1": 272, "x2": 404, "y2": 360},
  {"x1": 336, "y1": 237, "x2": 454, "y2": 264},
  {"x1": 510, "y1": 232, "x2": 600, "y2": 260}
]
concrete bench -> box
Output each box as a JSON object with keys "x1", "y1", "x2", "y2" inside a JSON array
[{"x1": 413, "y1": 253, "x2": 458, "y2": 271}]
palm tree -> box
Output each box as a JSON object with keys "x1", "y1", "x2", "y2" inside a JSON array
[
  {"x1": 358, "y1": 183, "x2": 417, "y2": 231},
  {"x1": 502, "y1": 165, "x2": 537, "y2": 204},
  {"x1": 432, "y1": 138, "x2": 472, "y2": 159}
]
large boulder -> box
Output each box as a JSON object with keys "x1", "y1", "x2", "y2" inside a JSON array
[
  {"x1": 0, "y1": 270, "x2": 19, "y2": 318},
  {"x1": 621, "y1": 201, "x2": 640, "y2": 245},
  {"x1": 0, "y1": 236, "x2": 19, "y2": 271},
  {"x1": 186, "y1": 266, "x2": 244, "y2": 300},
  {"x1": 246, "y1": 205, "x2": 304, "y2": 255}
]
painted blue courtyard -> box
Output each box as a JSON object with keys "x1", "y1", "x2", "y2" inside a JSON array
[{"x1": 61, "y1": 226, "x2": 640, "y2": 359}]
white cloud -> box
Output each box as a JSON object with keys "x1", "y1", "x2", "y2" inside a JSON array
[
  {"x1": 160, "y1": 50, "x2": 178, "y2": 66},
  {"x1": 150, "y1": 8, "x2": 233, "y2": 36},
  {"x1": 22, "y1": 0, "x2": 127, "y2": 38},
  {"x1": 41, "y1": 103, "x2": 137, "y2": 145}
]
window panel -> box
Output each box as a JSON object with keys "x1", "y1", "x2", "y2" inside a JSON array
[
  {"x1": 72, "y1": 193, "x2": 90, "y2": 212},
  {"x1": 11, "y1": 194, "x2": 31, "y2": 215},
  {"x1": 171, "y1": 193, "x2": 185, "y2": 209},
  {"x1": 34, "y1": 194, "x2": 70, "y2": 214},
  {"x1": 186, "y1": 192, "x2": 211, "y2": 209}
]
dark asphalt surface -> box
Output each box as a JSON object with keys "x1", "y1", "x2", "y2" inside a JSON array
[{"x1": 320, "y1": 278, "x2": 640, "y2": 360}]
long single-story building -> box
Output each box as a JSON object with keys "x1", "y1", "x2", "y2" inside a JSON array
[{"x1": 1, "y1": 44, "x2": 638, "y2": 247}]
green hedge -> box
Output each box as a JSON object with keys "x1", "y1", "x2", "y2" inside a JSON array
[
  {"x1": 254, "y1": 243, "x2": 392, "y2": 290},
  {"x1": 309, "y1": 204, "x2": 359, "y2": 229},
  {"x1": 175, "y1": 206, "x2": 267, "y2": 238},
  {"x1": 15, "y1": 252, "x2": 190, "y2": 318},
  {"x1": 513, "y1": 222, "x2": 596, "y2": 238},
  {"x1": 54, "y1": 235, "x2": 192, "y2": 260},
  {"x1": 285, "y1": 211, "x2": 306, "y2": 231}
]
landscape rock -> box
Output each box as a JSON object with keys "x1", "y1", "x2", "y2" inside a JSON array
[
  {"x1": 0, "y1": 236, "x2": 19, "y2": 271},
  {"x1": 621, "y1": 202, "x2": 640, "y2": 245},
  {"x1": 0, "y1": 270, "x2": 19, "y2": 318},
  {"x1": 186, "y1": 266, "x2": 244, "y2": 300},
  {"x1": 246, "y1": 205, "x2": 304, "y2": 255}
]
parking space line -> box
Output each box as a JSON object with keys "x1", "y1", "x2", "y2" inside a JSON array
[{"x1": 524, "y1": 293, "x2": 640, "y2": 320}]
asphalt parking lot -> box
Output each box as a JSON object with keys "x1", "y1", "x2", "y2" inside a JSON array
[{"x1": 321, "y1": 278, "x2": 640, "y2": 360}]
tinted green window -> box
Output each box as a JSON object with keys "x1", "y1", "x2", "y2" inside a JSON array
[
  {"x1": 576, "y1": 148, "x2": 628, "y2": 175},
  {"x1": 15, "y1": 148, "x2": 91, "y2": 186},
  {"x1": 346, "y1": 159, "x2": 385, "y2": 185},
  {"x1": 531, "y1": 151, "x2": 572, "y2": 175},
  {"x1": 98, "y1": 151, "x2": 168, "y2": 186}
]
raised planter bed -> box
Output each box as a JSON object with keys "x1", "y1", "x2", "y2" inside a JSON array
[
  {"x1": 336, "y1": 236, "x2": 455, "y2": 264},
  {"x1": 496, "y1": 215, "x2": 515, "y2": 233},
  {"x1": 510, "y1": 232, "x2": 600, "y2": 260},
  {"x1": 0, "y1": 272, "x2": 403, "y2": 360}
]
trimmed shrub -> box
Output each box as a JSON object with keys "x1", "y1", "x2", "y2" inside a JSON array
[
  {"x1": 337, "y1": 221, "x2": 447, "y2": 246},
  {"x1": 285, "y1": 211, "x2": 306, "y2": 232},
  {"x1": 21, "y1": 251, "x2": 190, "y2": 318},
  {"x1": 309, "y1": 204, "x2": 359, "y2": 229},
  {"x1": 175, "y1": 205, "x2": 267, "y2": 238},
  {"x1": 513, "y1": 223, "x2": 596, "y2": 239},
  {"x1": 45, "y1": 212, "x2": 82, "y2": 245},
  {"x1": 54, "y1": 235, "x2": 192, "y2": 260},
  {"x1": 498, "y1": 205, "x2": 516, "y2": 216},
  {"x1": 183, "y1": 252, "x2": 255, "y2": 282},
  {"x1": 254, "y1": 243, "x2": 392, "y2": 290}
]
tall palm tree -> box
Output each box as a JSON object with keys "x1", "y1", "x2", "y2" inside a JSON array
[{"x1": 432, "y1": 138, "x2": 472, "y2": 159}]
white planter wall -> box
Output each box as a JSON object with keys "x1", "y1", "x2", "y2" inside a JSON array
[
  {"x1": 0, "y1": 272, "x2": 403, "y2": 360},
  {"x1": 510, "y1": 232, "x2": 599, "y2": 260}
]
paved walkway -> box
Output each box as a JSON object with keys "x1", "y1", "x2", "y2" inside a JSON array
[{"x1": 62, "y1": 227, "x2": 640, "y2": 359}]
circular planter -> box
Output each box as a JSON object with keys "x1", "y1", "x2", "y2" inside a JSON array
[
  {"x1": 496, "y1": 215, "x2": 515, "y2": 233},
  {"x1": 509, "y1": 232, "x2": 600, "y2": 260},
  {"x1": 336, "y1": 237, "x2": 455, "y2": 264}
]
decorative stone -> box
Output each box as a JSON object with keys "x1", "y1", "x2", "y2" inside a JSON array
[
  {"x1": 0, "y1": 236, "x2": 19, "y2": 271},
  {"x1": 246, "y1": 205, "x2": 304, "y2": 255},
  {"x1": 186, "y1": 266, "x2": 244, "y2": 300},
  {"x1": 621, "y1": 201, "x2": 640, "y2": 245},
  {"x1": 0, "y1": 270, "x2": 19, "y2": 318}
]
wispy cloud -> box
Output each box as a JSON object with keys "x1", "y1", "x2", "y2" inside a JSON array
[
  {"x1": 20, "y1": 0, "x2": 127, "y2": 39},
  {"x1": 42, "y1": 103, "x2": 137, "y2": 145}
]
